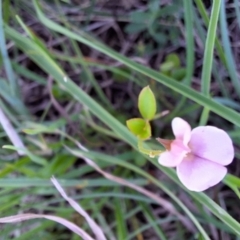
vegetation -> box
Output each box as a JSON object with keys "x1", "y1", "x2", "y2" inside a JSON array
[{"x1": 0, "y1": 0, "x2": 240, "y2": 239}]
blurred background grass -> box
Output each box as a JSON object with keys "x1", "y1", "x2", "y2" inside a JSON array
[{"x1": 0, "y1": 0, "x2": 240, "y2": 239}]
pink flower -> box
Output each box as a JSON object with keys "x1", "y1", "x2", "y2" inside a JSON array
[{"x1": 158, "y1": 117, "x2": 234, "y2": 192}]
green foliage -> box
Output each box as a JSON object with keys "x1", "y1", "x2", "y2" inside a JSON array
[
  {"x1": 127, "y1": 86, "x2": 157, "y2": 141},
  {"x1": 125, "y1": 0, "x2": 182, "y2": 48},
  {"x1": 160, "y1": 53, "x2": 186, "y2": 81},
  {"x1": 138, "y1": 86, "x2": 156, "y2": 120},
  {"x1": 0, "y1": 0, "x2": 240, "y2": 239},
  {"x1": 126, "y1": 118, "x2": 151, "y2": 140}
]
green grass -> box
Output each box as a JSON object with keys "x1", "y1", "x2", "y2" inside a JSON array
[{"x1": 0, "y1": 0, "x2": 240, "y2": 239}]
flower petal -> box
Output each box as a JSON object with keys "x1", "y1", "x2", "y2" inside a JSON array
[
  {"x1": 172, "y1": 117, "x2": 191, "y2": 145},
  {"x1": 177, "y1": 156, "x2": 227, "y2": 192},
  {"x1": 158, "y1": 139, "x2": 189, "y2": 167},
  {"x1": 190, "y1": 126, "x2": 234, "y2": 166},
  {"x1": 158, "y1": 151, "x2": 183, "y2": 167}
]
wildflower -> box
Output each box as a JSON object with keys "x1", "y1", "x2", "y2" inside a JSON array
[{"x1": 158, "y1": 117, "x2": 234, "y2": 192}]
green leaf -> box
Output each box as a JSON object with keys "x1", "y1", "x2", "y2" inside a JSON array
[
  {"x1": 124, "y1": 23, "x2": 146, "y2": 34},
  {"x1": 129, "y1": 11, "x2": 150, "y2": 23},
  {"x1": 166, "y1": 53, "x2": 180, "y2": 68},
  {"x1": 152, "y1": 33, "x2": 167, "y2": 45},
  {"x1": 139, "y1": 122, "x2": 151, "y2": 140},
  {"x1": 160, "y1": 61, "x2": 174, "y2": 73},
  {"x1": 126, "y1": 118, "x2": 145, "y2": 135},
  {"x1": 171, "y1": 68, "x2": 186, "y2": 81},
  {"x1": 126, "y1": 118, "x2": 151, "y2": 140},
  {"x1": 138, "y1": 86, "x2": 156, "y2": 120},
  {"x1": 160, "y1": 53, "x2": 181, "y2": 74}
]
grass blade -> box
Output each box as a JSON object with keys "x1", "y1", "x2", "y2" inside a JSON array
[
  {"x1": 220, "y1": 0, "x2": 240, "y2": 97},
  {"x1": 201, "y1": 0, "x2": 221, "y2": 95},
  {"x1": 183, "y1": 0, "x2": 194, "y2": 85},
  {"x1": 4, "y1": 4, "x2": 240, "y2": 235},
  {"x1": 0, "y1": 0, "x2": 17, "y2": 95},
  {"x1": 194, "y1": 0, "x2": 227, "y2": 67},
  {"x1": 32, "y1": 2, "x2": 240, "y2": 127}
]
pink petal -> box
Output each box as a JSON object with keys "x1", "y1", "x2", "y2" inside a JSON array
[
  {"x1": 190, "y1": 126, "x2": 234, "y2": 166},
  {"x1": 158, "y1": 139, "x2": 189, "y2": 167},
  {"x1": 177, "y1": 155, "x2": 227, "y2": 192},
  {"x1": 172, "y1": 117, "x2": 191, "y2": 145}
]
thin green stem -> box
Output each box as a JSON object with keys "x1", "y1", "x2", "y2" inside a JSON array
[
  {"x1": 194, "y1": 0, "x2": 227, "y2": 67},
  {"x1": 199, "y1": 0, "x2": 221, "y2": 125},
  {"x1": 201, "y1": 0, "x2": 221, "y2": 95},
  {"x1": 199, "y1": 107, "x2": 210, "y2": 126},
  {"x1": 183, "y1": 0, "x2": 194, "y2": 85}
]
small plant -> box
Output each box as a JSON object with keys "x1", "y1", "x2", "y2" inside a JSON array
[{"x1": 127, "y1": 86, "x2": 234, "y2": 192}]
